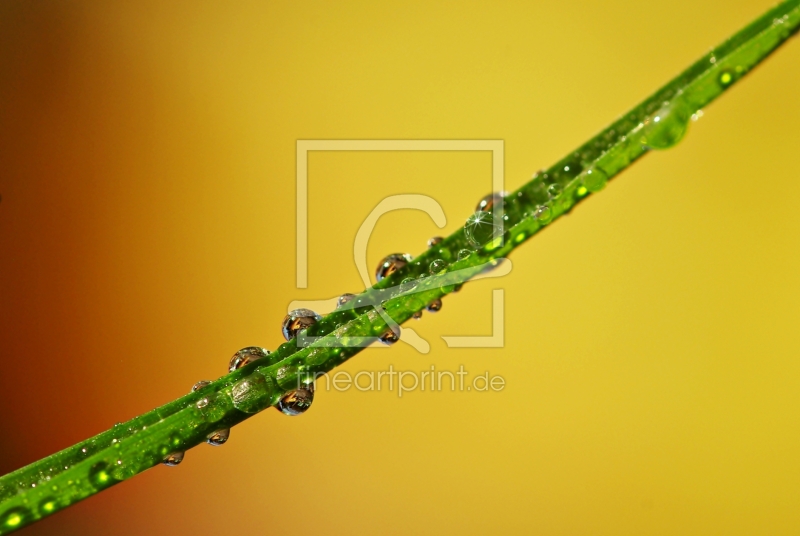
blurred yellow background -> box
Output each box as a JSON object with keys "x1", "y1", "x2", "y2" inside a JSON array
[{"x1": 1, "y1": 0, "x2": 799, "y2": 534}]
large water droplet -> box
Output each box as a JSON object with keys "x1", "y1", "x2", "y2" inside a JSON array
[
  {"x1": 464, "y1": 211, "x2": 502, "y2": 249},
  {"x1": 1, "y1": 507, "x2": 31, "y2": 530},
  {"x1": 163, "y1": 452, "x2": 184, "y2": 467},
  {"x1": 534, "y1": 205, "x2": 552, "y2": 223},
  {"x1": 640, "y1": 101, "x2": 692, "y2": 150},
  {"x1": 427, "y1": 236, "x2": 443, "y2": 248},
  {"x1": 276, "y1": 384, "x2": 314, "y2": 416},
  {"x1": 426, "y1": 299, "x2": 442, "y2": 313},
  {"x1": 429, "y1": 259, "x2": 447, "y2": 275},
  {"x1": 476, "y1": 192, "x2": 506, "y2": 212},
  {"x1": 229, "y1": 347, "x2": 271, "y2": 373},
  {"x1": 375, "y1": 253, "x2": 412, "y2": 282},
  {"x1": 206, "y1": 429, "x2": 230, "y2": 446},
  {"x1": 281, "y1": 309, "x2": 321, "y2": 341},
  {"x1": 231, "y1": 372, "x2": 272, "y2": 413}
]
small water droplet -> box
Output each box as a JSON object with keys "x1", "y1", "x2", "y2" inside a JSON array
[
  {"x1": 640, "y1": 101, "x2": 692, "y2": 150},
  {"x1": 476, "y1": 192, "x2": 505, "y2": 212},
  {"x1": 38, "y1": 498, "x2": 57, "y2": 515},
  {"x1": 457, "y1": 249, "x2": 472, "y2": 261},
  {"x1": 196, "y1": 397, "x2": 209, "y2": 409},
  {"x1": 276, "y1": 385, "x2": 314, "y2": 416},
  {"x1": 379, "y1": 328, "x2": 400, "y2": 345},
  {"x1": 163, "y1": 452, "x2": 184, "y2": 467},
  {"x1": 336, "y1": 293, "x2": 356, "y2": 308},
  {"x1": 400, "y1": 277, "x2": 418, "y2": 292},
  {"x1": 206, "y1": 429, "x2": 230, "y2": 446},
  {"x1": 281, "y1": 310, "x2": 321, "y2": 341},
  {"x1": 718, "y1": 68, "x2": 734, "y2": 87},
  {"x1": 546, "y1": 183, "x2": 562, "y2": 198},
  {"x1": 412, "y1": 311, "x2": 423, "y2": 319},
  {"x1": 375, "y1": 253, "x2": 412, "y2": 282},
  {"x1": 89, "y1": 462, "x2": 113, "y2": 488},
  {"x1": 427, "y1": 236, "x2": 443, "y2": 248},
  {"x1": 534, "y1": 205, "x2": 552, "y2": 223},
  {"x1": 583, "y1": 168, "x2": 608, "y2": 193},
  {"x1": 576, "y1": 185, "x2": 588, "y2": 197},
  {"x1": 429, "y1": 259, "x2": 447, "y2": 275},
  {"x1": 228, "y1": 346, "x2": 271, "y2": 372},
  {"x1": 464, "y1": 211, "x2": 502, "y2": 249},
  {"x1": 191, "y1": 380, "x2": 212, "y2": 393},
  {"x1": 426, "y1": 299, "x2": 442, "y2": 313},
  {"x1": 1, "y1": 507, "x2": 31, "y2": 529}
]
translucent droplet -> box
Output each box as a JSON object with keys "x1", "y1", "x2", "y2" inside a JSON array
[
  {"x1": 427, "y1": 236, "x2": 443, "y2": 248},
  {"x1": 718, "y1": 69, "x2": 734, "y2": 87},
  {"x1": 547, "y1": 183, "x2": 562, "y2": 198},
  {"x1": 228, "y1": 346, "x2": 271, "y2": 372},
  {"x1": 1, "y1": 507, "x2": 31, "y2": 529},
  {"x1": 400, "y1": 277, "x2": 418, "y2": 292},
  {"x1": 640, "y1": 101, "x2": 692, "y2": 150},
  {"x1": 534, "y1": 205, "x2": 552, "y2": 223},
  {"x1": 476, "y1": 192, "x2": 505, "y2": 212},
  {"x1": 379, "y1": 328, "x2": 400, "y2": 345},
  {"x1": 464, "y1": 211, "x2": 502, "y2": 249},
  {"x1": 281, "y1": 309, "x2": 321, "y2": 341},
  {"x1": 426, "y1": 299, "x2": 442, "y2": 312},
  {"x1": 457, "y1": 249, "x2": 472, "y2": 261},
  {"x1": 336, "y1": 293, "x2": 356, "y2": 309},
  {"x1": 231, "y1": 372, "x2": 271, "y2": 414},
  {"x1": 429, "y1": 259, "x2": 447, "y2": 275},
  {"x1": 38, "y1": 497, "x2": 57, "y2": 515},
  {"x1": 206, "y1": 429, "x2": 230, "y2": 446},
  {"x1": 375, "y1": 253, "x2": 412, "y2": 282},
  {"x1": 191, "y1": 380, "x2": 211, "y2": 393},
  {"x1": 196, "y1": 397, "x2": 209, "y2": 409},
  {"x1": 163, "y1": 452, "x2": 184, "y2": 467},
  {"x1": 412, "y1": 311, "x2": 423, "y2": 320},
  {"x1": 89, "y1": 462, "x2": 113, "y2": 488},
  {"x1": 583, "y1": 168, "x2": 608, "y2": 193},
  {"x1": 276, "y1": 385, "x2": 314, "y2": 416}
]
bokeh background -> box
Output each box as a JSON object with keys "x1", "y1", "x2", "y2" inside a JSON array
[{"x1": 1, "y1": 0, "x2": 799, "y2": 534}]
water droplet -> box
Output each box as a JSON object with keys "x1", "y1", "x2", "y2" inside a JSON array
[
  {"x1": 163, "y1": 452, "x2": 184, "y2": 467},
  {"x1": 191, "y1": 380, "x2": 212, "y2": 393},
  {"x1": 576, "y1": 185, "x2": 588, "y2": 197},
  {"x1": 231, "y1": 372, "x2": 272, "y2": 413},
  {"x1": 89, "y1": 462, "x2": 113, "y2": 488},
  {"x1": 534, "y1": 205, "x2": 552, "y2": 223},
  {"x1": 276, "y1": 385, "x2": 314, "y2": 416},
  {"x1": 429, "y1": 259, "x2": 447, "y2": 275},
  {"x1": 206, "y1": 429, "x2": 230, "y2": 446},
  {"x1": 375, "y1": 253, "x2": 412, "y2": 282},
  {"x1": 427, "y1": 236, "x2": 443, "y2": 248},
  {"x1": 400, "y1": 277, "x2": 418, "y2": 292},
  {"x1": 281, "y1": 310, "x2": 321, "y2": 341},
  {"x1": 2, "y1": 507, "x2": 31, "y2": 529},
  {"x1": 379, "y1": 328, "x2": 400, "y2": 345},
  {"x1": 547, "y1": 183, "x2": 562, "y2": 198},
  {"x1": 38, "y1": 498, "x2": 57, "y2": 515},
  {"x1": 640, "y1": 101, "x2": 692, "y2": 150},
  {"x1": 228, "y1": 346, "x2": 271, "y2": 372},
  {"x1": 196, "y1": 397, "x2": 209, "y2": 409},
  {"x1": 476, "y1": 192, "x2": 505, "y2": 212},
  {"x1": 336, "y1": 293, "x2": 356, "y2": 308},
  {"x1": 412, "y1": 311, "x2": 423, "y2": 320},
  {"x1": 583, "y1": 168, "x2": 608, "y2": 193},
  {"x1": 464, "y1": 211, "x2": 502, "y2": 249},
  {"x1": 426, "y1": 299, "x2": 442, "y2": 313},
  {"x1": 457, "y1": 249, "x2": 472, "y2": 261},
  {"x1": 718, "y1": 68, "x2": 734, "y2": 87}
]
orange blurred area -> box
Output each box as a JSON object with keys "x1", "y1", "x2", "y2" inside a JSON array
[{"x1": 1, "y1": 1, "x2": 799, "y2": 534}]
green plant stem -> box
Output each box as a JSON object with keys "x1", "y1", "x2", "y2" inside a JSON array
[{"x1": 2, "y1": 1, "x2": 799, "y2": 532}]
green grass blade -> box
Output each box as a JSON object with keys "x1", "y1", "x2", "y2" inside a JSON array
[{"x1": 1, "y1": 1, "x2": 798, "y2": 533}]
